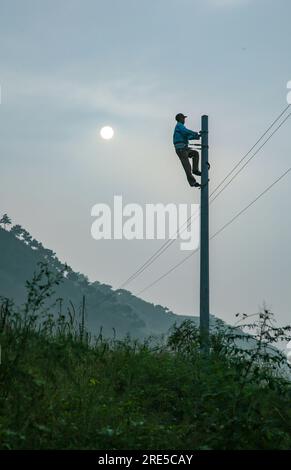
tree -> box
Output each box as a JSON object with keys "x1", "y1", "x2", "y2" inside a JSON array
[
  {"x1": 0, "y1": 214, "x2": 12, "y2": 230},
  {"x1": 10, "y1": 224, "x2": 24, "y2": 238},
  {"x1": 21, "y1": 229, "x2": 33, "y2": 245}
]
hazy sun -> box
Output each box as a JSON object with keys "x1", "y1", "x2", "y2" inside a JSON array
[{"x1": 100, "y1": 126, "x2": 114, "y2": 140}]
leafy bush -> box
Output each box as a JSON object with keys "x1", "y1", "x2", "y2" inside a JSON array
[{"x1": 0, "y1": 264, "x2": 290, "y2": 450}]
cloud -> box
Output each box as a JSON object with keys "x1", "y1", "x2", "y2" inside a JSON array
[{"x1": 2, "y1": 71, "x2": 172, "y2": 120}]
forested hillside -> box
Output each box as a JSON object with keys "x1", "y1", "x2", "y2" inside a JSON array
[{"x1": 0, "y1": 219, "x2": 205, "y2": 340}]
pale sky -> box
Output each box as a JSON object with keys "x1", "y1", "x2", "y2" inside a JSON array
[{"x1": 0, "y1": 0, "x2": 291, "y2": 326}]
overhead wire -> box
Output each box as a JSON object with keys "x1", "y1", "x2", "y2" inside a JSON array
[
  {"x1": 137, "y1": 166, "x2": 291, "y2": 295},
  {"x1": 119, "y1": 105, "x2": 291, "y2": 290}
]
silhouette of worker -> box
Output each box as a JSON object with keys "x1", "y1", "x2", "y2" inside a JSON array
[{"x1": 173, "y1": 113, "x2": 201, "y2": 187}]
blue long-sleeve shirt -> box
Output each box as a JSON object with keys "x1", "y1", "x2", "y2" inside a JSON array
[{"x1": 173, "y1": 122, "x2": 200, "y2": 149}]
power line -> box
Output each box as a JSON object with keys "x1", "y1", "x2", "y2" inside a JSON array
[
  {"x1": 210, "y1": 167, "x2": 291, "y2": 239},
  {"x1": 210, "y1": 104, "x2": 290, "y2": 198},
  {"x1": 136, "y1": 166, "x2": 291, "y2": 296},
  {"x1": 210, "y1": 112, "x2": 291, "y2": 204},
  {"x1": 119, "y1": 209, "x2": 200, "y2": 289},
  {"x1": 119, "y1": 105, "x2": 291, "y2": 289},
  {"x1": 136, "y1": 250, "x2": 194, "y2": 296}
]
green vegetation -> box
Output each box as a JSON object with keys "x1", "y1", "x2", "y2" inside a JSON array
[
  {"x1": 0, "y1": 220, "x2": 200, "y2": 341},
  {"x1": 0, "y1": 263, "x2": 290, "y2": 450}
]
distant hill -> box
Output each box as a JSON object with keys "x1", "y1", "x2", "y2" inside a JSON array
[
  {"x1": 1, "y1": 218, "x2": 288, "y2": 375},
  {"x1": 0, "y1": 221, "x2": 211, "y2": 340}
]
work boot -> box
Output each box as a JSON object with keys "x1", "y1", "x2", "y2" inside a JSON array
[{"x1": 189, "y1": 179, "x2": 201, "y2": 187}]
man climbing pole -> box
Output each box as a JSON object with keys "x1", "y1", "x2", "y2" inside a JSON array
[{"x1": 173, "y1": 113, "x2": 202, "y2": 187}]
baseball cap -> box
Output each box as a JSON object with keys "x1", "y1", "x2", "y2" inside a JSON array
[{"x1": 175, "y1": 113, "x2": 187, "y2": 121}]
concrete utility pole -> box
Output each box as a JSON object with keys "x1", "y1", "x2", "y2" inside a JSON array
[{"x1": 199, "y1": 115, "x2": 210, "y2": 353}]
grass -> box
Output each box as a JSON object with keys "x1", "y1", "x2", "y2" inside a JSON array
[{"x1": 0, "y1": 263, "x2": 290, "y2": 450}]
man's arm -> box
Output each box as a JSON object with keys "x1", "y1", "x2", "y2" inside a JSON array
[{"x1": 178, "y1": 123, "x2": 200, "y2": 140}]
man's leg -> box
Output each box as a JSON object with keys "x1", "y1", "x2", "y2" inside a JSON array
[
  {"x1": 176, "y1": 148, "x2": 197, "y2": 186},
  {"x1": 189, "y1": 149, "x2": 201, "y2": 175}
]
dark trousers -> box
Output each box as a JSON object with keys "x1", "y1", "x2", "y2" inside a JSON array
[{"x1": 175, "y1": 147, "x2": 199, "y2": 186}]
